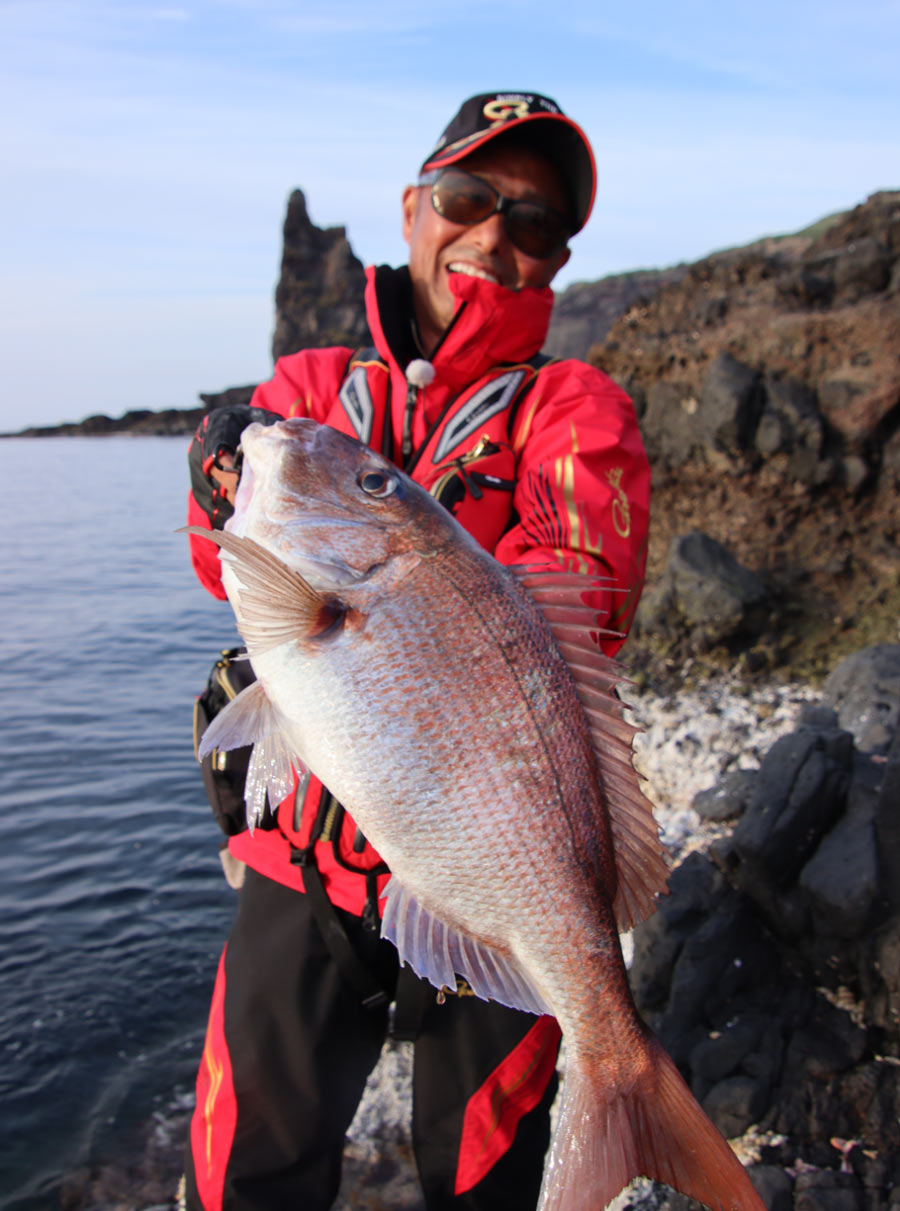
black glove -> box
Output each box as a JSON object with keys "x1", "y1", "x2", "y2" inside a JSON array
[{"x1": 188, "y1": 405, "x2": 280, "y2": 528}]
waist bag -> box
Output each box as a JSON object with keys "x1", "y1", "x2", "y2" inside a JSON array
[{"x1": 193, "y1": 646, "x2": 263, "y2": 836}]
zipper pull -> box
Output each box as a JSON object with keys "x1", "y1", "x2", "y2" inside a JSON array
[{"x1": 462, "y1": 434, "x2": 499, "y2": 464}]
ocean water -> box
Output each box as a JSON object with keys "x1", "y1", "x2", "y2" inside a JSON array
[{"x1": 0, "y1": 438, "x2": 242, "y2": 1210}]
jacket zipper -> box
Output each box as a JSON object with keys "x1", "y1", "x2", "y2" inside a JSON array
[
  {"x1": 402, "y1": 380, "x2": 417, "y2": 463},
  {"x1": 402, "y1": 302, "x2": 468, "y2": 468}
]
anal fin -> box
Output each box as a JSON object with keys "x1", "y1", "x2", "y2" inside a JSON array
[{"x1": 380, "y1": 879, "x2": 551, "y2": 1016}]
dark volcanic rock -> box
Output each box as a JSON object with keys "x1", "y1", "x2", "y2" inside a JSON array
[
  {"x1": 729, "y1": 727, "x2": 853, "y2": 901},
  {"x1": 793, "y1": 1170, "x2": 866, "y2": 1211},
  {"x1": 755, "y1": 371, "x2": 832, "y2": 483},
  {"x1": 873, "y1": 727, "x2": 900, "y2": 919},
  {"x1": 635, "y1": 530, "x2": 770, "y2": 651},
  {"x1": 640, "y1": 352, "x2": 842, "y2": 483},
  {"x1": 702, "y1": 1073, "x2": 770, "y2": 1138},
  {"x1": 696, "y1": 352, "x2": 764, "y2": 455},
  {"x1": 629, "y1": 646, "x2": 900, "y2": 1205},
  {"x1": 824, "y1": 645, "x2": 900, "y2": 754},
  {"x1": 693, "y1": 768, "x2": 758, "y2": 822},
  {"x1": 596, "y1": 190, "x2": 900, "y2": 456},
  {"x1": 594, "y1": 194, "x2": 900, "y2": 681},
  {"x1": 271, "y1": 188, "x2": 369, "y2": 361},
  {"x1": 639, "y1": 380, "x2": 703, "y2": 466},
  {"x1": 193, "y1": 191, "x2": 370, "y2": 424},
  {"x1": 749, "y1": 1165, "x2": 794, "y2": 1211}
]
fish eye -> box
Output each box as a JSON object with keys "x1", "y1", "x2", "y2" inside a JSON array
[{"x1": 357, "y1": 469, "x2": 399, "y2": 498}]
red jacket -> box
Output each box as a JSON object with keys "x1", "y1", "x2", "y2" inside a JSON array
[{"x1": 188, "y1": 264, "x2": 651, "y2": 914}]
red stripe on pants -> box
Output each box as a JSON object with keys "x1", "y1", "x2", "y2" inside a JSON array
[
  {"x1": 190, "y1": 946, "x2": 237, "y2": 1211},
  {"x1": 455, "y1": 1015, "x2": 562, "y2": 1195}
]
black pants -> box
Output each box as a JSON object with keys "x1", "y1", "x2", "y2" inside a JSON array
[{"x1": 185, "y1": 869, "x2": 558, "y2": 1211}]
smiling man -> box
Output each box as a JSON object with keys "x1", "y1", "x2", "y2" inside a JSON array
[
  {"x1": 403, "y1": 141, "x2": 572, "y2": 351},
  {"x1": 184, "y1": 92, "x2": 651, "y2": 1211}
]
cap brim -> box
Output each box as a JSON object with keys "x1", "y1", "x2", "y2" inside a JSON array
[{"x1": 420, "y1": 112, "x2": 596, "y2": 233}]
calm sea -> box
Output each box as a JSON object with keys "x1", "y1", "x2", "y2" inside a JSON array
[{"x1": 0, "y1": 437, "x2": 242, "y2": 1209}]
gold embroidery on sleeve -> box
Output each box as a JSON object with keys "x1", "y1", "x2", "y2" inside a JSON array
[
  {"x1": 553, "y1": 423, "x2": 603, "y2": 572},
  {"x1": 606, "y1": 467, "x2": 631, "y2": 538},
  {"x1": 512, "y1": 393, "x2": 542, "y2": 454}
]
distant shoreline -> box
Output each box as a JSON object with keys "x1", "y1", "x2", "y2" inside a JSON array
[
  {"x1": 3, "y1": 382, "x2": 262, "y2": 440},
  {"x1": 1, "y1": 407, "x2": 205, "y2": 439},
  {"x1": 4, "y1": 385, "x2": 259, "y2": 440}
]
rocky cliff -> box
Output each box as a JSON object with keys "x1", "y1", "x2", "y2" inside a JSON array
[
  {"x1": 599, "y1": 191, "x2": 900, "y2": 685},
  {"x1": 596, "y1": 191, "x2": 900, "y2": 465},
  {"x1": 544, "y1": 265, "x2": 689, "y2": 360},
  {"x1": 270, "y1": 188, "x2": 370, "y2": 361}
]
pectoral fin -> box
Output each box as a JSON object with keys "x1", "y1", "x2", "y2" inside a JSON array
[{"x1": 180, "y1": 526, "x2": 343, "y2": 654}]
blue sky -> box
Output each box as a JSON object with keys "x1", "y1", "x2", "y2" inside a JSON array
[{"x1": 2, "y1": 0, "x2": 898, "y2": 430}]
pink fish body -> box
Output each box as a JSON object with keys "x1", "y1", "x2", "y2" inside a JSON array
[{"x1": 186, "y1": 418, "x2": 765, "y2": 1211}]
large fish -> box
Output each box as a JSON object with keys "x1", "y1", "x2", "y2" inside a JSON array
[{"x1": 185, "y1": 417, "x2": 765, "y2": 1211}]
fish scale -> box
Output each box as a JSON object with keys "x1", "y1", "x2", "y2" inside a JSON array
[
  {"x1": 185, "y1": 416, "x2": 767, "y2": 1211},
  {"x1": 319, "y1": 568, "x2": 605, "y2": 932}
]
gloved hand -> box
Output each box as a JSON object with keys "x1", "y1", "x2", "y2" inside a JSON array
[{"x1": 189, "y1": 404, "x2": 280, "y2": 528}]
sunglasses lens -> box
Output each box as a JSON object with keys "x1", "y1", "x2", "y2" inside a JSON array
[
  {"x1": 431, "y1": 169, "x2": 496, "y2": 225},
  {"x1": 430, "y1": 168, "x2": 569, "y2": 259},
  {"x1": 506, "y1": 203, "x2": 568, "y2": 259}
]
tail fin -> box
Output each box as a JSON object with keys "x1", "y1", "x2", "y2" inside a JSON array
[{"x1": 538, "y1": 1038, "x2": 765, "y2": 1211}]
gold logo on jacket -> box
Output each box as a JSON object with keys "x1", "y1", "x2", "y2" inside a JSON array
[{"x1": 606, "y1": 467, "x2": 631, "y2": 538}]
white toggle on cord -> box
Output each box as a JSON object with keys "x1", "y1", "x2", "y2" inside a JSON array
[{"x1": 406, "y1": 359, "x2": 436, "y2": 388}]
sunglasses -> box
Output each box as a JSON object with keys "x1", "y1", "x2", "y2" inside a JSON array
[{"x1": 419, "y1": 167, "x2": 571, "y2": 260}]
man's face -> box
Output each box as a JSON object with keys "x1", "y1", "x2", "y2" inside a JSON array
[{"x1": 402, "y1": 141, "x2": 572, "y2": 355}]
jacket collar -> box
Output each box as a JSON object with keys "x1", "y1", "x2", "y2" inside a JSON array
[{"x1": 364, "y1": 264, "x2": 554, "y2": 390}]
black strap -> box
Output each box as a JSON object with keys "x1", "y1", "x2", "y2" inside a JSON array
[
  {"x1": 290, "y1": 845, "x2": 390, "y2": 1011},
  {"x1": 506, "y1": 352, "x2": 556, "y2": 435},
  {"x1": 390, "y1": 965, "x2": 431, "y2": 1042}
]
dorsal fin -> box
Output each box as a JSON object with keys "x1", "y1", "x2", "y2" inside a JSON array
[{"x1": 512, "y1": 565, "x2": 670, "y2": 930}]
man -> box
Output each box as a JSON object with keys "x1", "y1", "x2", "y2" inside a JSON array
[{"x1": 184, "y1": 91, "x2": 650, "y2": 1211}]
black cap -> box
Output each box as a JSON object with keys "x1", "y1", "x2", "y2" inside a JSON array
[{"x1": 420, "y1": 91, "x2": 596, "y2": 233}]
